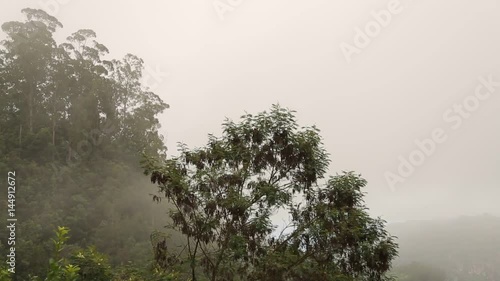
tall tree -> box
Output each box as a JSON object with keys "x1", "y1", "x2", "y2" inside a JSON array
[
  {"x1": 143, "y1": 105, "x2": 398, "y2": 281},
  {"x1": 1, "y1": 8, "x2": 62, "y2": 136}
]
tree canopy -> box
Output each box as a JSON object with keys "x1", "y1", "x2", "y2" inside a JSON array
[{"x1": 143, "y1": 105, "x2": 398, "y2": 281}]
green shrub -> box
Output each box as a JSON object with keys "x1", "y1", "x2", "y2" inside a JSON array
[
  {"x1": 45, "y1": 226, "x2": 80, "y2": 281},
  {"x1": 70, "y1": 246, "x2": 113, "y2": 281}
]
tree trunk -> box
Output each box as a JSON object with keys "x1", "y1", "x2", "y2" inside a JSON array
[
  {"x1": 19, "y1": 124, "x2": 22, "y2": 149},
  {"x1": 29, "y1": 82, "x2": 34, "y2": 133},
  {"x1": 52, "y1": 104, "x2": 56, "y2": 146},
  {"x1": 52, "y1": 115, "x2": 56, "y2": 160}
]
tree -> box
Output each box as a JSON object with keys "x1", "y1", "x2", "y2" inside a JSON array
[
  {"x1": 1, "y1": 8, "x2": 62, "y2": 135},
  {"x1": 143, "y1": 105, "x2": 398, "y2": 281}
]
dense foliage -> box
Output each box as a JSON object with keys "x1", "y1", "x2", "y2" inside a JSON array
[{"x1": 0, "y1": 8, "x2": 170, "y2": 280}]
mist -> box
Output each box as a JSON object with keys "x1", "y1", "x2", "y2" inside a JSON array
[
  {"x1": 2, "y1": 0, "x2": 499, "y2": 223},
  {"x1": 1, "y1": 1, "x2": 499, "y2": 280}
]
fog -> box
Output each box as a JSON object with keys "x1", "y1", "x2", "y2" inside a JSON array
[{"x1": 2, "y1": 0, "x2": 499, "y2": 225}]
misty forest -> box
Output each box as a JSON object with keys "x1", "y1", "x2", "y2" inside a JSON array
[{"x1": 0, "y1": 7, "x2": 499, "y2": 281}]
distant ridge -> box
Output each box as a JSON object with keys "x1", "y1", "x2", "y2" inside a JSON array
[{"x1": 388, "y1": 214, "x2": 500, "y2": 281}]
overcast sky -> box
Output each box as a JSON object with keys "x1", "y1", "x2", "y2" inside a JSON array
[{"x1": 2, "y1": 0, "x2": 499, "y2": 223}]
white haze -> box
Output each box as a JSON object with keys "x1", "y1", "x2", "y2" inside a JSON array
[{"x1": 2, "y1": 0, "x2": 499, "y2": 224}]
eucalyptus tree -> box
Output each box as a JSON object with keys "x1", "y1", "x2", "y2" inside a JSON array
[
  {"x1": 110, "y1": 54, "x2": 168, "y2": 159},
  {"x1": 1, "y1": 8, "x2": 62, "y2": 136}
]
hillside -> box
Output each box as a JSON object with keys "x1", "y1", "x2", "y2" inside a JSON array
[{"x1": 389, "y1": 214, "x2": 500, "y2": 281}]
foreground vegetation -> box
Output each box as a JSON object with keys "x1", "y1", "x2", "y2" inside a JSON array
[{"x1": 0, "y1": 8, "x2": 172, "y2": 280}]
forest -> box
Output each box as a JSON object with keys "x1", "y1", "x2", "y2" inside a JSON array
[{"x1": 0, "y1": 7, "x2": 497, "y2": 281}]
